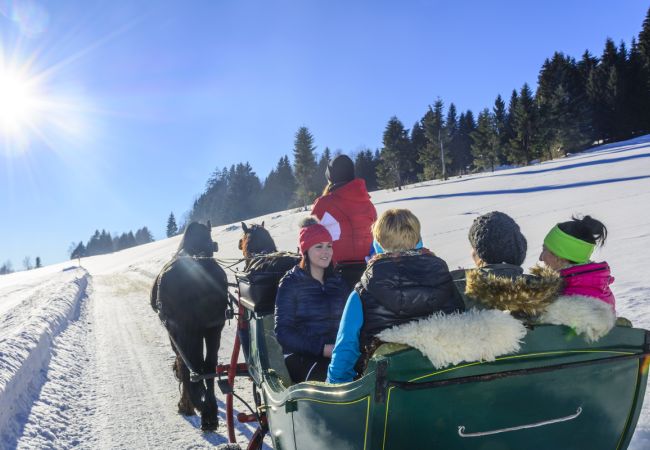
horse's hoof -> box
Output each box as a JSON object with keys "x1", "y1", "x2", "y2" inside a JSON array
[
  {"x1": 201, "y1": 415, "x2": 219, "y2": 431},
  {"x1": 178, "y1": 399, "x2": 196, "y2": 416}
]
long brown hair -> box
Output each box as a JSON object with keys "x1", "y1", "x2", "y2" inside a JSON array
[{"x1": 321, "y1": 180, "x2": 349, "y2": 196}]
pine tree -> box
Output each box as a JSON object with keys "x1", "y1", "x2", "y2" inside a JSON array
[
  {"x1": 136, "y1": 227, "x2": 154, "y2": 245},
  {"x1": 316, "y1": 147, "x2": 332, "y2": 193},
  {"x1": 409, "y1": 122, "x2": 426, "y2": 180},
  {"x1": 493, "y1": 95, "x2": 508, "y2": 165},
  {"x1": 639, "y1": 7, "x2": 650, "y2": 65},
  {"x1": 167, "y1": 213, "x2": 178, "y2": 237},
  {"x1": 0, "y1": 260, "x2": 13, "y2": 275},
  {"x1": 71, "y1": 242, "x2": 86, "y2": 259},
  {"x1": 354, "y1": 149, "x2": 379, "y2": 191},
  {"x1": 471, "y1": 108, "x2": 500, "y2": 172},
  {"x1": 100, "y1": 230, "x2": 113, "y2": 254},
  {"x1": 193, "y1": 167, "x2": 230, "y2": 224},
  {"x1": 419, "y1": 99, "x2": 448, "y2": 180},
  {"x1": 377, "y1": 117, "x2": 410, "y2": 189},
  {"x1": 127, "y1": 231, "x2": 137, "y2": 248},
  {"x1": 445, "y1": 103, "x2": 461, "y2": 174},
  {"x1": 504, "y1": 90, "x2": 519, "y2": 158},
  {"x1": 35, "y1": 257, "x2": 42, "y2": 268},
  {"x1": 627, "y1": 38, "x2": 650, "y2": 135},
  {"x1": 224, "y1": 162, "x2": 262, "y2": 222},
  {"x1": 260, "y1": 155, "x2": 296, "y2": 213},
  {"x1": 576, "y1": 50, "x2": 599, "y2": 143},
  {"x1": 292, "y1": 126, "x2": 318, "y2": 206},
  {"x1": 587, "y1": 38, "x2": 623, "y2": 142},
  {"x1": 455, "y1": 110, "x2": 476, "y2": 174},
  {"x1": 115, "y1": 233, "x2": 127, "y2": 251},
  {"x1": 86, "y1": 230, "x2": 101, "y2": 256},
  {"x1": 509, "y1": 83, "x2": 538, "y2": 164},
  {"x1": 535, "y1": 52, "x2": 591, "y2": 159},
  {"x1": 638, "y1": 7, "x2": 650, "y2": 129}
]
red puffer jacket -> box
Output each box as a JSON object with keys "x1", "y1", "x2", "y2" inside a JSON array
[{"x1": 312, "y1": 178, "x2": 377, "y2": 264}]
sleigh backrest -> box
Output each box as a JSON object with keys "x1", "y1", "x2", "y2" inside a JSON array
[{"x1": 237, "y1": 252, "x2": 300, "y2": 313}]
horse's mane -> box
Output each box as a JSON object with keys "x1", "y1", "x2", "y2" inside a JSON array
[{"x1": 239, "y1": 222, "x2": 277, "y2": 258}]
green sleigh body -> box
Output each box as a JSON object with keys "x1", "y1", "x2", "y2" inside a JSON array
[
  {"x1": 218, "y1": 267, "x2": 649, "y2": 450},
  {"x1": 246, "y1": 314, "x2": 647, "y2": 450}
]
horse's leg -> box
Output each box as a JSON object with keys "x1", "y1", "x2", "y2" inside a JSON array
[
  {"x1": 170, "y1": 335, "x2": 196, "y2": 415},
  {"x1": 173, "y1": 331, "x2": 207, "y2": 418},
  {"x1": 201, "y1": 324, "x2": 223, "y2": 429}
]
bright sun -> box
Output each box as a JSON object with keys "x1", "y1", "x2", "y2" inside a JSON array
[{"x1": 0, "y1": 69, "x2": 40, "y2": 136}]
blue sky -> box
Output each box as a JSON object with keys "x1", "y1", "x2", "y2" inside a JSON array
[{"x1": 1, "y1": 0, "x2": 648, "y2": 268}]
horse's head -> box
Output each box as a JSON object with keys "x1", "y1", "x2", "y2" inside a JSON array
[
  {"x1": 239, "y1": 221, "x2": 277, "y2": 258},
  {"x1": 178, "y1": 221, "x2": 216, "y2": 257}
]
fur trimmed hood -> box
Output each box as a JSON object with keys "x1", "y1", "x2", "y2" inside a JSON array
[
  {"x1": 464, "y1": 264, "x2": 562, "y2": 318},
  {"x1": 538, "y1": 295, "x2": 616, "y2": 342},
  {"x1": 377, "y1": 309, "x2": 526, "y2": 370}
]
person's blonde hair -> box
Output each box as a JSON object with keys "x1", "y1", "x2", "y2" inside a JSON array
[{"x1": 372, "y1": 209, "x2": 421, "y2": 252}]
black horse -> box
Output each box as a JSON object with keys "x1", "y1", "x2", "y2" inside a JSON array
[{"x1": 151, "y1": 221, "x2": 227, "y2": 431}]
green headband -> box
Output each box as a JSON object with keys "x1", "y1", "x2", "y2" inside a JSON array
[{"x1": 543, "y1": 225, "x2": 595, "y2": 264}]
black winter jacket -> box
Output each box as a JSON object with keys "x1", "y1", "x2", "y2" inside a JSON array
[
  {"x1": 274, "y1": 266, "x2": 349, "y2": 357},
  {"x1": 358, "y1": 249, "x2": 464, "y2": 349}
]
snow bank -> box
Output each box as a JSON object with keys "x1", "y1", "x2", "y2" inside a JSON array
[{"x1": 0, "y1": 268, "x2": 89, "y2": 441}]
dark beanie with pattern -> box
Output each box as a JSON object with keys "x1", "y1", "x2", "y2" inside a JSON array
[
  {"x1": 326, "y1": 154, "x2": 355, "y2": 185},
  {"x1": 468, "y1": 211, "x2": 527, "y2": 265}
]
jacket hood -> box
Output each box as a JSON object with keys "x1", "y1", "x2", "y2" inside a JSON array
[
  {"x1": 372, "y1": 239, "x2": 423, "y2": 256},
  {"x1": 330, "y1": 178, "x2": 371, "y2": 202},
  {"x1": 465, "y1": 264, "x2": 562, "y2": 318}
]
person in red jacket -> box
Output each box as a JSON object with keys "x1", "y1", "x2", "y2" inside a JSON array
[{"x1": 312, "y1": 154, "x2": 377, "y2": 264}]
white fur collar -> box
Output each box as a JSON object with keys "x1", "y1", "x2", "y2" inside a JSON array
[
  {"x1": 377, "y1": 309, "x2": 526, "y2": 370},
  {"x1": 539, "y1": 295, "x2": 616, "y2": 342}
]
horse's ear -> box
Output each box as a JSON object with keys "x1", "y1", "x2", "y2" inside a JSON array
[
  {"x1": 241, "y1": 222, "x2": 248, "y2": 233},
  {"x1": 207, "y1": 220, "x2": 212, "y2": 230},
  {"x1": 261, "y1": 221, "x2": 265, "y2": 228}
]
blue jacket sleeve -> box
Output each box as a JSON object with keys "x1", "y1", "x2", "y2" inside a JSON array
[
  {"x1": 327, "y1": 291, "x2": 363, "y2": 384},
  {"x1": 274, "y1": 278, "x2": 326, "y2": 357}
]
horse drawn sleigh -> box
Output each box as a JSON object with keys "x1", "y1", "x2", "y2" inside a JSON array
[
  {"x1": 209, "y1": 258, "x2": 648, "y2": 449},
  {"x1": 149, "y1": 221, "x2": 646, "y2": 450}
]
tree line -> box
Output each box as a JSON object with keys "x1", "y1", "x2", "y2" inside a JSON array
[
  {"x1": 184, "y1": 8, "x2": 650, "y2": 228},
  {"x1": 70, "y1": 227, "x2": 154, "y2": 259},
  {"x1": 1, "y1": 256, "x2": 42, "y2": 274}
]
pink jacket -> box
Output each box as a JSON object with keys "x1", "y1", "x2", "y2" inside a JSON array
[{"x1": 559, "y1": 262, "x2": 615, "y2": 309}]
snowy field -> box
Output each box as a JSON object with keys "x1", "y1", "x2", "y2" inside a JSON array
[{"x1": 1, "y1": 135, "x2": 650, "y2": 449}]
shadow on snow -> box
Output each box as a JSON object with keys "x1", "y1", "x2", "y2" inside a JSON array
[{"x1": 376, "y1": 175, "x2": 650, "y2": 205}]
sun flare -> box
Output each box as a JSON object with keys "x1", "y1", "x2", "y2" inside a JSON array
[
  {"x1": 0, "y1": 69, "x2": 40, "y2": 135},
  {"x1": 0, "y1": 55, "x2": 93, "y2": 156}
]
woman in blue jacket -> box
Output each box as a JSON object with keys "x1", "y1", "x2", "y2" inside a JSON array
[{"x1": 274, "y1": 217, "x2": 350, "y2": 383}]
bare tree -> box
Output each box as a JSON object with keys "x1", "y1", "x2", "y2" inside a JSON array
[{"x1": 23, "y1": 256, "x2": 33, "y2": 271}]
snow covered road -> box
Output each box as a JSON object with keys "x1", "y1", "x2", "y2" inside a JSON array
[{"x1": 3, "y1": 257, "x2": 261, "y2": 449}]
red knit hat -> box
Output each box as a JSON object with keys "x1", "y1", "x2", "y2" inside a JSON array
[{"x1": 299, "y1": 223, "x2": 332, "y2": 254}]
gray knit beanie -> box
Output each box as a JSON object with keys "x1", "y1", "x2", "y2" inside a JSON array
[{"x1": 468, "y1": 211, "x2": 527, "y2": 265}]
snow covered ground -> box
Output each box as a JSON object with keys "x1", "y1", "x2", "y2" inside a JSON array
[{"x1": 1, "y1": 134, "x2": 650, "y2": 449}]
